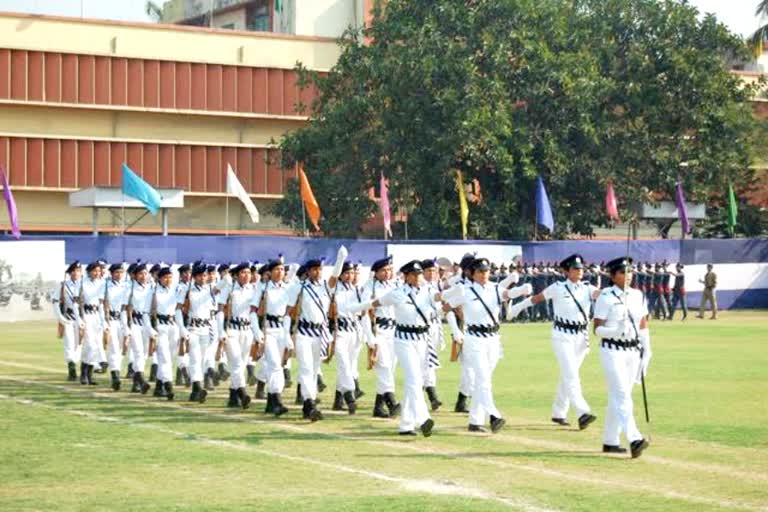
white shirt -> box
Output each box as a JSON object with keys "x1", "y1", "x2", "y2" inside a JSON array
[
  {"x1": 80, "y1": 277, "x2": 106, "y2": 308},
  {"x1": 127, "y1": 281, "x2": 153, "y2": 314},
  {"x1": 335, "y1": 281, "x2": 361, "y2": 321},
  {"x1": 51, "y1": 278, "x2": 81, "y2": 312},
  {"x1": 378, "y1": 284, "x2": 439, "y2": 330},
  {"x1": 363, "y1": 278, "x2": 396, "y2": 321},
  {"x1": 105, "y1": 279, "x2": 128, "y2": 314},
  {"x1": 218, "y1": 281, "x2": 257, "y2": 320},
  {"x1": 187, "y1": 283, "x2": 217, "y2": 320},
  {"x1": 542, "y1": 280, "x2": 597, "y2": 325},
  {"x1": 152, "y1": 284, "x2": 178, "y2": 317},
  {"x1": 451, "y1": 281, "x2": 503, "y2": 327},
  {"x1": 594, "y1": 285, "x2": 648, "y2": 341},
  {"x1": 289, "y1": 279, "x2": 331, "y2": 324},
  {"x1": 175, "y1": 280, "x2": 192, "y2": 304}
]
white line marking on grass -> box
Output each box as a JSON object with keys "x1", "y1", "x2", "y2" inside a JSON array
[{"x1": 0, "y1": 391, "x2": 556, "y2": 512}]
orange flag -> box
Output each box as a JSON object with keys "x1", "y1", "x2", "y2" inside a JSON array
[{"x1": 299, "y1": 166, "x2": 321, "y2": 230}]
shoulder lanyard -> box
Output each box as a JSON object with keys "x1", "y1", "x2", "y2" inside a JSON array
[
  {"x1": 610, "y1": 290, "x2": 639, "y2": 339},
  {"x1": 564, "y1": 282, "x2": 589, "y2": 323},
  {"x1": 407, "y1": 288, "x2": 430, "y2": 327},
  {"x1": 469, "y1": 284, "x2": 499, "y2": 327},
  {"x1": 303, "y1": 281, "x2": 328, "y2": 322}
]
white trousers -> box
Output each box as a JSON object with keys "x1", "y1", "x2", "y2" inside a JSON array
[
  {"x1": 262, "y1": 328, "x2": 285, "y2": 393},
  {"x1": 350, "y1": 325, "x2": 364, "y2": 381},
  {"x1": 172, "y1": 333, "x2": 189, "y2": 369},
  {"x1": 61, "y1": 321, "x2": 81, "y2": 364},
  {"x1": 204, "y1": 323, "x2": 217, "y2": 372},
  {"x1": 422, "y1": 323, "x2": 442, "y2": 387},
  {"x1": 106, "y1": 319, "x2": 124, "y2": 371},
  {"x1": 187, "y1": 327, "x2": 211, "y2": 383},
  {"x1": 129, "y1": 323, "x2": 149, "y2": 373},
  {"x1": 458, "y1": 347, "x2": 475, "y2": 396},
  {"x1": 333, "y1": 330, "x2": 356, "y2": 393},
  {"x1": 155, "y1": 324, "x2": 175, "y2": 383},
  {"x1": 551, "y1": 330, "x2": 591, "y2": 419},
  {"x1": 225, "y1": 328, "x2": 254, "y2": 390},
  {"x1": 295, "y1": 333, "x2": 322, "y2": 399},
  {"x1": 464, "y1": 334, "x2": 502, "y2": 426},
  {"x1": 81, "y1": 313, "x2": 103, "y2": 366},
  {"x1": 600, "y1": 346, "x2": 643, "y2": 446},
  {"x1": 143, "y1": 332, "x2": 159, "y2": 367},
  {"x1": 394, "y1": 338, "x2": 431, "y2": 433},
  {"x1": 373, "y1": 329, "x2": 396, "y2": 394}
]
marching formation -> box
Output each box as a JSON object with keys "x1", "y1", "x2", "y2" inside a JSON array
[{"x1": 51, "y1": 249, "x2": 652, "y2": 457}]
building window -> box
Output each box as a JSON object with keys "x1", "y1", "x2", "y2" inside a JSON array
[
  {"x1": 220, "y1": 22, "x2": 235, "y2": 29},
  {"x1": 246, "y1": 0, "x2": 271, "y2": 32}
]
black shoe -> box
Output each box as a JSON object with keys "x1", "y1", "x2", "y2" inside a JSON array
[
  {"x1": 343, "y1": 391, "x2": 357, "y2": 415},
  {"x1": 303, "y1": 399, "x2": 323, "y2": 422},
  {"x1": 332, "y1": 391, "x2": 345, "y2": 411},
  {"x1": 190, "y1": 382, "x2": 201, "y2": 402},
  {"x1": 80, "y1": 363, "x2": 88, "y2": 385},
  {"x1": 149, "y1": 364, "x2": 158, "y2": 383},
  {"x1": 227, "y1": 388, "x2": 239, "y2": 408},
  {"x1": 175, "y1": 368, "x2": 183, "y2": 386},
  {"x1": 181, "y1": 367, "x2": 191, "y2": 387},
  {"x1": 164, "y1": 381, "x2": 175, "y2": 401},
  {"x1": 94, "y1": 362, "x2": 107, "y2": 374},
  {"x1": 398, "y1": 430, "x2": 417, "y2": 436},
  {"x1": 67, "y1": 362, "x2": 77, "y2": 381},
  {"x1": 354, "y1": 379, "x2": 365, "y2": 399},
  {"x1": 425, "y1": 386, "x2": 442, "y2": 411},
  {"x1": 578, "y1": 413, "x2": 597, "y2": 431},
  {"x1": 110, "y1": 370, "x2": 121, "y2": 391},
  {"x1": 204, "y1": 370, "x2": 214, "y2": 391},
  {"x1": 454, "y1": 392, "x2": 469, "y2": 413},
  {"x1": 630, "y1": 439, "x2": 649, "y2": 459},
  {"x1": 373, "y1": 394, "x2": 390, "y2": 418},
  {"x1": 87, "y1": 364, "x2": 98, "y2": 385},
  {"x1": 283, "y1": 368, "x2": 292, "y2": 388},
  {"x1": 384, "y1": 392, "x2": 401, "y2": 417},
  {"x1": 131, "y1": 373, "x2": 141, "y2": 393},
  {"x1": 238, "y1": 388, "x2": 251, "y2": 410},
  {"x1": 317, "y1": 375, "x2": 327, "y2": 393},
  {"x1": 153, "y1": 381, "x2": 165, "y2": 397},
  {"x1": 198, "y1": 388, "x2": 208, "y2": 404},
  {"x1": 273, "y1": 394, "x2": 289, "y2": 417},
  {"x1": 295, "y1": 384, "x2": 304, "y2": 405},
  {"x1": 490, "y1": 415, "x2": 506, "y2": 434},
  {"x1": 217, "y1": 363, "x2": 230, "y2": 381},
  {"x1": 551, "y1": 417, "x2": 570, "y2": 426},
  {"x1": 212, "y1": 368, "x2": 221, "y2": 387},
  {"x1": 254, "y1": 380, "x2": 266, "y2": 400},
  {"x1": 126, "y1": 362, "x2": 134, "y2": 380},
  {"x1": 246, "y1": 365, "x2": 257, "y2": 386},
  {"x1": 468, "y1": 424, "x2": 487, "y2": 433},
  {"x1": 420, "y1": 418, "x2": 435, "y2": 438},
  {"x1": 264, "y1": 393, "x2": 275, "y2": 414},
  {"x1": 602, "y1": 444, "x2": 628, "y2": 454},
  {"x1": 135, "y1": 372, "x2": 150, "y2": 394}
]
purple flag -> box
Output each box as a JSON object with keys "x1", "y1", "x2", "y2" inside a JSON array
[
  {"x1": 675, "y1": 182, "x2": 690, "y2": 237},
  {"x1": 1, "y1": 167, "x2": 21, "y2": 239}
]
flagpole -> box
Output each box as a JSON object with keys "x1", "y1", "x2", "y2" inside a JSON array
[
  {"x1": 121, "y1": 189, "x2": 126, "y2": 262},
  {"x1": 225, "y1": 195, "x2": 229, "y2": 237},
  {"x1": 301, "y1": 201, "x2": 307, "y2": 237}
]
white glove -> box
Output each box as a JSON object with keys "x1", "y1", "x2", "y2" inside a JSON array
[
  {"x1": 52, "y1": 303, "x2": 71, "y2": 325},
  {"x1": 249, "y1": 311, "x2": 263, "y2": 341},
  {"x1": 349, "y1": 299, "x2": 374, "y2": 315},
  {"x1": 637, "y1": 328, "x2": 652, "y2": 383},
  {"x1": 174, "y1": 309, "x2": 189, "y2": 339},
  {"x1": 445, "y1": 311, "x2": 463, "y2": 344},
  {"x1": 441, "y1": 286, "x2": 465, "y2": 308},
  {"x1": 595, "y1": 321, "x2": 625, "y2": 339},
  {"x1": 331, "y1": 245, "x2": 349, "y2": 278},
  {"x1": 360, "y1": 315, "x2": 375, "y2": 348},
  {"x1": 216, "y1": 311, "x2": 227, "y2": 341},
  {"x1": 505, "y1": 284, "x2": 533, "y2": 301},
  {"x1": 286, "y1": 263, "x2": 300, "y2": 282},
  {"x1": 498, "y1": 272, "x2": 520, "y2": 289},
  {"x1": 98, "y1": 304, "x2": 108, "y2": 331},
  {"x1": 507, "y1": 297, "x2": 533, "y2": 320},
  {"x1": 282, "y1": 315, "x2": 292, "y2": 349},
  {"x1": 120, "y1": 310, "x2": 129, "y2": 333}
]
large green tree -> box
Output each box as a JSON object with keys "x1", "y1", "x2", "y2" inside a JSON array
[{"x1": 275, "y1": 0, "x2": 761, "y2": 239}]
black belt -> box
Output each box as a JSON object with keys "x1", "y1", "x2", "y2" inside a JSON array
[
  {"x1": 467, "y1": 324, "x2": 500, "y2": 337},
  {"x1": 298, "y1": 318, "x2": 326, "y2": 337},
  {"x1": 265, "y1": 314, "x2": 284, "y2": 328},
  {"x1": 108, "y1": 310, "x2": 121, "y2": 321},
  {"x1": 83, "y1": 304, "x2": 98, "y2": 314},
  {"x1": 156, "y1": 314, "x2": 175, "y2": 325},
  {"x1": 601, "y1": 338, "x2": 639, "y2": 350},
  {"x1": 131, "y1": 311, "x2": 145, "y2": 326},
  {"x1": 64, "y1": 307, "x2": 77, "y2": 320},
  {"x1": 336, "y1": 317, "x2": 355, "y2": 332},
  {"x1": 229, "y1": 317, "x2": 251, "y2": 330},
  {"x1": 554, "y1": 319, "x2": 588, "y2": 334},
  {"x1": 189, "y1": 317, "x2": 210, "y2": 328},
  {"x1": 376, "y1": 317, "x2": 396, "y2": 330},
  {"x1": 395, "y1": 324, "x2": 430, "y2": 340}
]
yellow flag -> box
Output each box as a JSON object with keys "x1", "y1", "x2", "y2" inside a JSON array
[{"x1": 455, "y1": 170, "x2": 469, "y2": 239}]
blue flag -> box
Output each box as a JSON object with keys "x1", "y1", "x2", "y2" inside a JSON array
[
  {"x1": 535, "y1": 176, "x2": 554, "y2": 232},
  {"x1": 121, "y1": 163, "x2": 162, "y2": 216}
]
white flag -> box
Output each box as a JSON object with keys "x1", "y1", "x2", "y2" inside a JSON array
[{"x1": 226, "y1": 163, "x2": 259, "y2": 223}]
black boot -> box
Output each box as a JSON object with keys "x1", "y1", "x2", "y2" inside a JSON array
[
  {"x1": 343, "y1": 390, "x2": 357, "y2": 415},
  {"x1": 246, "y1": 365, "x2": 257, "y2": 386},
  {"x1": 67, "y1": 362, "x2": 77, "y2": 382},
  {"x1": 110, "y1": 370, "x2": 121, "y2": 391},
  {"x1": 264, "y1": 393, "x2": 275, "y2": 414},
  {"x1": 578, "y1": 413, "x2": 597, "y2": 431},
  {"x1": 95, "y1": 361, "x2": 108, "y2": 374},
  {"x1": 204, "y1": 368, "x2": 215, "y2": 390},
  {"x1": 181, "y1": 367, "x2": 191, "y2": 387},
  {"x1": 217, "y1": 363, "x2": 230, "y2": 381},
  {"x1": 373, "y1": 394, "x2": 390, "y2": 418},
  {"x1": 135, "y1": 372, "x2": 150, "y2": 394},
  {"x1": 273, "y1": 393, "x2": 289, "y2": 417},
  {"x1": 238, "y1": 388, "x2": 251, "y2": 410},
  {"x1": 175, "y1": 368, "x2": 183, "y2": 386},
  {"x1": 283, "y1": 368, "x2": 292, "y2": 388},
  {"x1": 317, "y1": 374, "x2": 327, "y2": 393},
  {"x1": 149, "y1": 363, "x2": 158, "y2": 382},
  {"x1": 189, "y1": 381, "x2": 200, "y2": 402},
  {"x1": 227, "y1": 388, "x2": 239, "y2": 408},
  {"x1": 125, "y1": 362, "x2": 134, "y2": 379},
  {"x1": 630, "y1": 439, "x2": 650, "y2": 459},
  {"x1": 164, "y1": 381, "x2": 175, "y2": 401},
  {"x1": 425, "y1": 386, "x2": 442, "y2": 411},
  {"x1": 454, "y1": 392, "x2": 469, "y2": 413},
  {"x1": 153, "y1": 380, "x2": 165, "y2": 397},
  {"x1": 384, "y1": 392, "x2": 400, "y2": 417},
  {"x1": 303, "y1": 399, "x2": 323, "y2": 422},
  {"x1": 490, "y1": 415, "x2": 506, "y2": 434},
  {"x1": 354, "y1": 378, "x2": 365, "y2": 399},
  {"x1": 212, "y1": 367, "x2": 221, "y2": 386},
  {"x1": 87, "y1": 364, "x2": 98, "y2": 385},
  {"x1": 131, "y1": 372, "x2": 141, "y2": 393},
  {"x1": 295, "y1": 384, "x2": 303, "y2": 405},
  {"x1": 79, "y1": 363, "x2": 88, "y2": 385},
  {"x1": 254, "y1": 380, "x2": 266, "y2": 399},
  {"x1": 420, "y1": 418, "x2": 435, "y2": 438},
  {"x1": 332, "y1": 390, "x2": 345, "y2": 411}
]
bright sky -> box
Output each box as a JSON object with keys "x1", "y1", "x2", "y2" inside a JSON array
[{"x1": 0, "y1": 0, "x2": 764, "y2": 36}]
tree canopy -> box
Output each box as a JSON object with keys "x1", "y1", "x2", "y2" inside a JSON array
[{"x1": 274, "y1": 0, "x2": 762, "y2": 239}]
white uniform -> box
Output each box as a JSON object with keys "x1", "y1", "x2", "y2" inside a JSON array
[
  {"x1": 104, "y1": 279, "x2": 128, "y2": 372},
  {"x1": 51, "y1": 278, "x2": 82, "y2": 365},
  {"x1": 422, "y1": 280, "x2": 444, "y2": 388},
  {"x1": 183, "y1": 283, "x2": 217, "y2": 384},
  {"x1": 363, "y1": 278, "x2": 397, "y2": 394},
  {"x1": 288, "y1": 279, "x2": 332, "y2": 400},
  {"x1": 94, "y1": 276, "x2": 109, "y2": 368},
  {"x1": 151, "y1": 284, "x2": 179, "y2": 384},
  {"x1": 541, "y1": 280, "x2": 598, "y2": 420},
  {"x1": 378, "y1": 283, "x2": 439, "y2": 433},
  {"x1": 217, "y1": 281, "x2": 259, "y2": 390},
  {"x1": 250, "y1": 280, "x2": 291, "y2": 393},
  {"x1": 79, "y1": 276, "x2": 106, "y2": 367},
  {"x1": 447, "y1": 276, "x2": 475, "y2": 400},
  {"x1": 126, "y1": 280, "x2": 153, "y2": 376},
  {"x1": 334, "y1": 281, "x2": 362, "y2": 394},
  {"x1": 594, "y1": 285, "x2": 648, "y2": 447},
  {"x1": 174, "y1": 280, "x2": 192, "y2": 373}
]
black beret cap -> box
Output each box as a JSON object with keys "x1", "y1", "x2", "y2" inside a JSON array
[
  {"x1": 606, "y1": 257, "x2": 633, "y2": 274},
  {"x1": 560, "y1": 254, "x2": 585, "y2": 270},
  {"x1": 371, "y1": 256, "x2": 393, "y2": 272},
  {"x1": 399, "y1": 260, "x2": 424, "y2": 274}
]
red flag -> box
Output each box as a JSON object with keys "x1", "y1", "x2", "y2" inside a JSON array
[{"x1": 606, "y1": 180, "x2": 620, "y2": 221}]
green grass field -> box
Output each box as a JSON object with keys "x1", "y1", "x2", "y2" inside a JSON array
[{"x1": 1, "y1": 312, "x2": 767, "y2": 512}]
